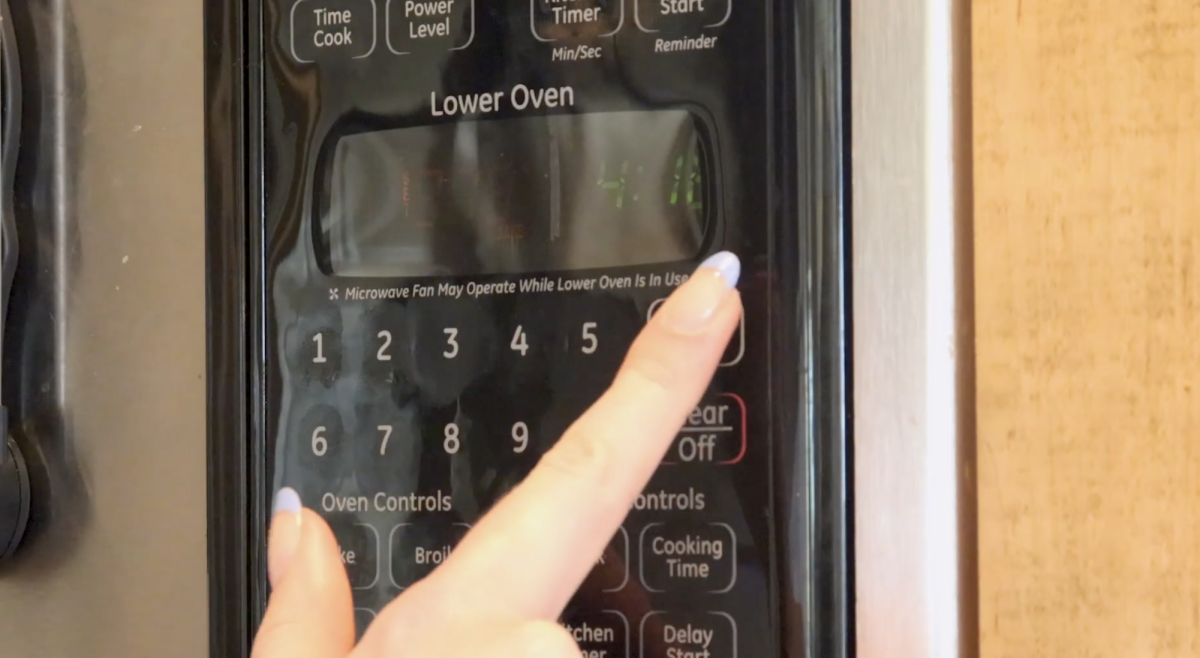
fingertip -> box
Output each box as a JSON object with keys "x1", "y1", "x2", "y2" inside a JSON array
[{"x1": 697, "y1": 250, "x2": 741, "y2": 288}]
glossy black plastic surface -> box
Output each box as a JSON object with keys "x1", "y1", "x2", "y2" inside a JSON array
[{"x1": 204, "y1": 0, "x2": 851, "y2": 656}]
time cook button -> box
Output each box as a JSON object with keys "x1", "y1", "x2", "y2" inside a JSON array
[
  {"x1": 291, "y1": 0, "x2": 378, "y2": 62},
  {"x1": 639, "y1": 522, "x2": 736, "y2": 593}
]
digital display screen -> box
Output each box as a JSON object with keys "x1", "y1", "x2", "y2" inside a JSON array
[{"x1": 317, "y1": 110, "x2": 712, "y2": 277}]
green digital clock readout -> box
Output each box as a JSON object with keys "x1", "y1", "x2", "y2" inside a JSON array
[
  {"x1": 596, "y1": 152, "x2": 704, "y2": 212},
  {"x1": 321, "y1": 110, "x2": 711, "y2": 277}
]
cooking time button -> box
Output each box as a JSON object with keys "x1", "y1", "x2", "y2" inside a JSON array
[
  {"x1": 638, "y1": 522, "x2": 736, "y2": 594},
  {"x1": 290, "y1": 0, "x2": 378, "y2": 62}
]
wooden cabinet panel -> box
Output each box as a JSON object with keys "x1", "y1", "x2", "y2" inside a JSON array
[{"x1": 974, "y1": 1, "x2": 1200, "y2": 655}]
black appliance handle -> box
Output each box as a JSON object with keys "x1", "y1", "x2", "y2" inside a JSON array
[{"x1": 0, "y1": 0, "x2": 31, "y2": 564}]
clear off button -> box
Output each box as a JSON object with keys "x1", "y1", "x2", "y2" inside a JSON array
[{"x1": 291, "y1": 0, "x2": 379, "y2": 63}]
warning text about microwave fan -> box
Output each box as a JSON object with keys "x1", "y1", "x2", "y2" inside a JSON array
[{"x1": 339, "y1": 271, "x2": 693, "y2": 302}]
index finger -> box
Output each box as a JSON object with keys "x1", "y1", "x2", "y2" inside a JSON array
[{"x1": 429, "y1": 252, "x2": 743, "y2": 621}]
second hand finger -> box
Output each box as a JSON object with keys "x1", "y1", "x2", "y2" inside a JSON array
[{"x1": 426, "y1": 252, "x2": 743, "y2": 621}]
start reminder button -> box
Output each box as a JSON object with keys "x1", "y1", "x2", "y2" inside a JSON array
[{"x1": 291, "y1": 0, "x2": 378, "y2": 62}]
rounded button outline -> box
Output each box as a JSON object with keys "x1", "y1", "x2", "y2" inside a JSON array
[
  {"x1": 638, "y1": 610, "x2": 738, "y2": 658},
  {"x1": 647, "y1": 297, "x2": 744, "y2": 367},
  {"x1": 350, "y1": 523, "x2": 382, "y2": 590},
  {"x1": 633, "y1": 0, "x2": 732, "y2": 33},
  {"x1": 662, "y1": 392, "x2": 747, "y2": 466},
  {"x1": 598, "y1": 526, "x2": 631, "y2": 593},
  {"x1": 637, "y1": 521, "x2": 737, "y2": 594},
  {"x1": 388, "y1": 521, "x2": 472, "y2": 589},
  {"x1": 530, "y1": 0, "x2": 624, "y2": 42},
  {"x1": 291, "y1": 0, "x2": 380, "y2": 63},
  {"x1": 386, "y1": 0, "x2": 476, "y2": 55}
]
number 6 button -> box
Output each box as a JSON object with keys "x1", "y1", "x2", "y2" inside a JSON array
[{"x1": 647, "y1": 297, "x2": 744, "y2": 367}]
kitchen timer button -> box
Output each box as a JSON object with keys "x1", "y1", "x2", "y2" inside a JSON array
[
  {"x1": 531, "y1": 0, "x2": 624, "y2": 43},
  {"x1": 561, "y1": 608, "x2": 631, "y2": 658},
  {"x1": 290, "y1": 0, "x2": 378, "y2": 63}
]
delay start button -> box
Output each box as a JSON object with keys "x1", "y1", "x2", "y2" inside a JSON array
[
  {"x1": 633, "y1": 0, "x2": 730, "y2": 35},
  {"x1": 291, "y1": 0, "x2": 378, "y2": 63},
  {"x1": 639, "y1": 611, "x2": 737, "y2": 658}
]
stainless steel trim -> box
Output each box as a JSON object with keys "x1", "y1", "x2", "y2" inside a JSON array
[
  {"x1": 850, "y1": 0, "x2": 978, "y2": 655},
  {"x1": 0, "y1": 1, "x2": 209, "y2": 656}
]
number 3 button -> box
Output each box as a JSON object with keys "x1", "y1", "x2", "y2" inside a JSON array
[{"x1": 647, "y1": 297, "x2": 744, "y2": 367}]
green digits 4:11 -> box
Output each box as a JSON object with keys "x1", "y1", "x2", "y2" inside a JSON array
[{"x1": 596, "y1": 153, "x2": 703, "y2": 210}]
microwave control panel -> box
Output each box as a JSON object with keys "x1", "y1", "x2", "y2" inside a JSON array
[{"x1": 253, "y1": 0, "x2": 780, "y2": 655}]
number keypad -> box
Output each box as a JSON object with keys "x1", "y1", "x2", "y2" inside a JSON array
[{"x1": 273, "y1": 284, "x2": 760, "y2": 651}]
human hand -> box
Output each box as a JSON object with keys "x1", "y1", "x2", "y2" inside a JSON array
[{"x1": 251, "y1": 252, "x2": 743, "y2": 658}]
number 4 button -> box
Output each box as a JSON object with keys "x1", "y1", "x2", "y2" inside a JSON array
[{"x1": 648, "y1": 298, "x2": 744, "y2": 367}]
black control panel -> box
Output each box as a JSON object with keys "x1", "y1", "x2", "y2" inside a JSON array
[{"x1": 204, "y1": 0, "x2": 850, "y2": 656}]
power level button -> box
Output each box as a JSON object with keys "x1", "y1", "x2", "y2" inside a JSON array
[{"x1": 291, "y1": 0, "x2": 378, "y2": 63}]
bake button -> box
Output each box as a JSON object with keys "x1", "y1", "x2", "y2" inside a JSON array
[
  {"x1": 634, "y1": 0, "x2": 730, "y2": 34},
  {"x1": 290, "y1": 0, "x2": 378, "y2": 63},
  {"x1": 638, "y1": 522, "x2": 736, "y2": 593},
  {"x1": 389, "y1": 521, "x2": 471, "y2": 589},
  {"x1": 663, "y1": 393, "x2": 746, "y2": 466},
  {"x1": 583, "y1": 526, "x2": 630, "y2": 593},
  {"x1": 330, "y1": 521, "x2": 380, "y2": 590},
  {"x1": 531, "y1": 0, "x2": 624, "y2": 42},
  {"x1": 639, "y1": 611, "x2": 737, "y2": 658},
  {"x1": 385, "y1": 0, "x2": 475, "y2": 55},
  {"x1": 562, "y1": 609, "x2": 631, "y2": 658}
]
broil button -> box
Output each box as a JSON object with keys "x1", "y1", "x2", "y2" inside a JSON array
[
  {"x1": 290, "y1": 0, "x2": 378, "y2": 62},
  {"x1": 389, "y1": 520, "x2": 471, "y2": 589}
]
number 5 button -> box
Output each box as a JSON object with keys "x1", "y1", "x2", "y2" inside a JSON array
[{"x1": 647, "y1": 297, "x2": 744, "y2": 367}]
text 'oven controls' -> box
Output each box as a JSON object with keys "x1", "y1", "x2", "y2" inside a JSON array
[
  {"x1": 386, "y1": 0, "x2": 475, "y2": 55},
  {"x1": 291, "y1": 0, "x2": 378, "y2": 62},
  {"x1": 648, "y1": 297, "x2": 744, "y2": 367},
  {"x1": 531, "y1": 0, "x2": 624, "y2": 42}
]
